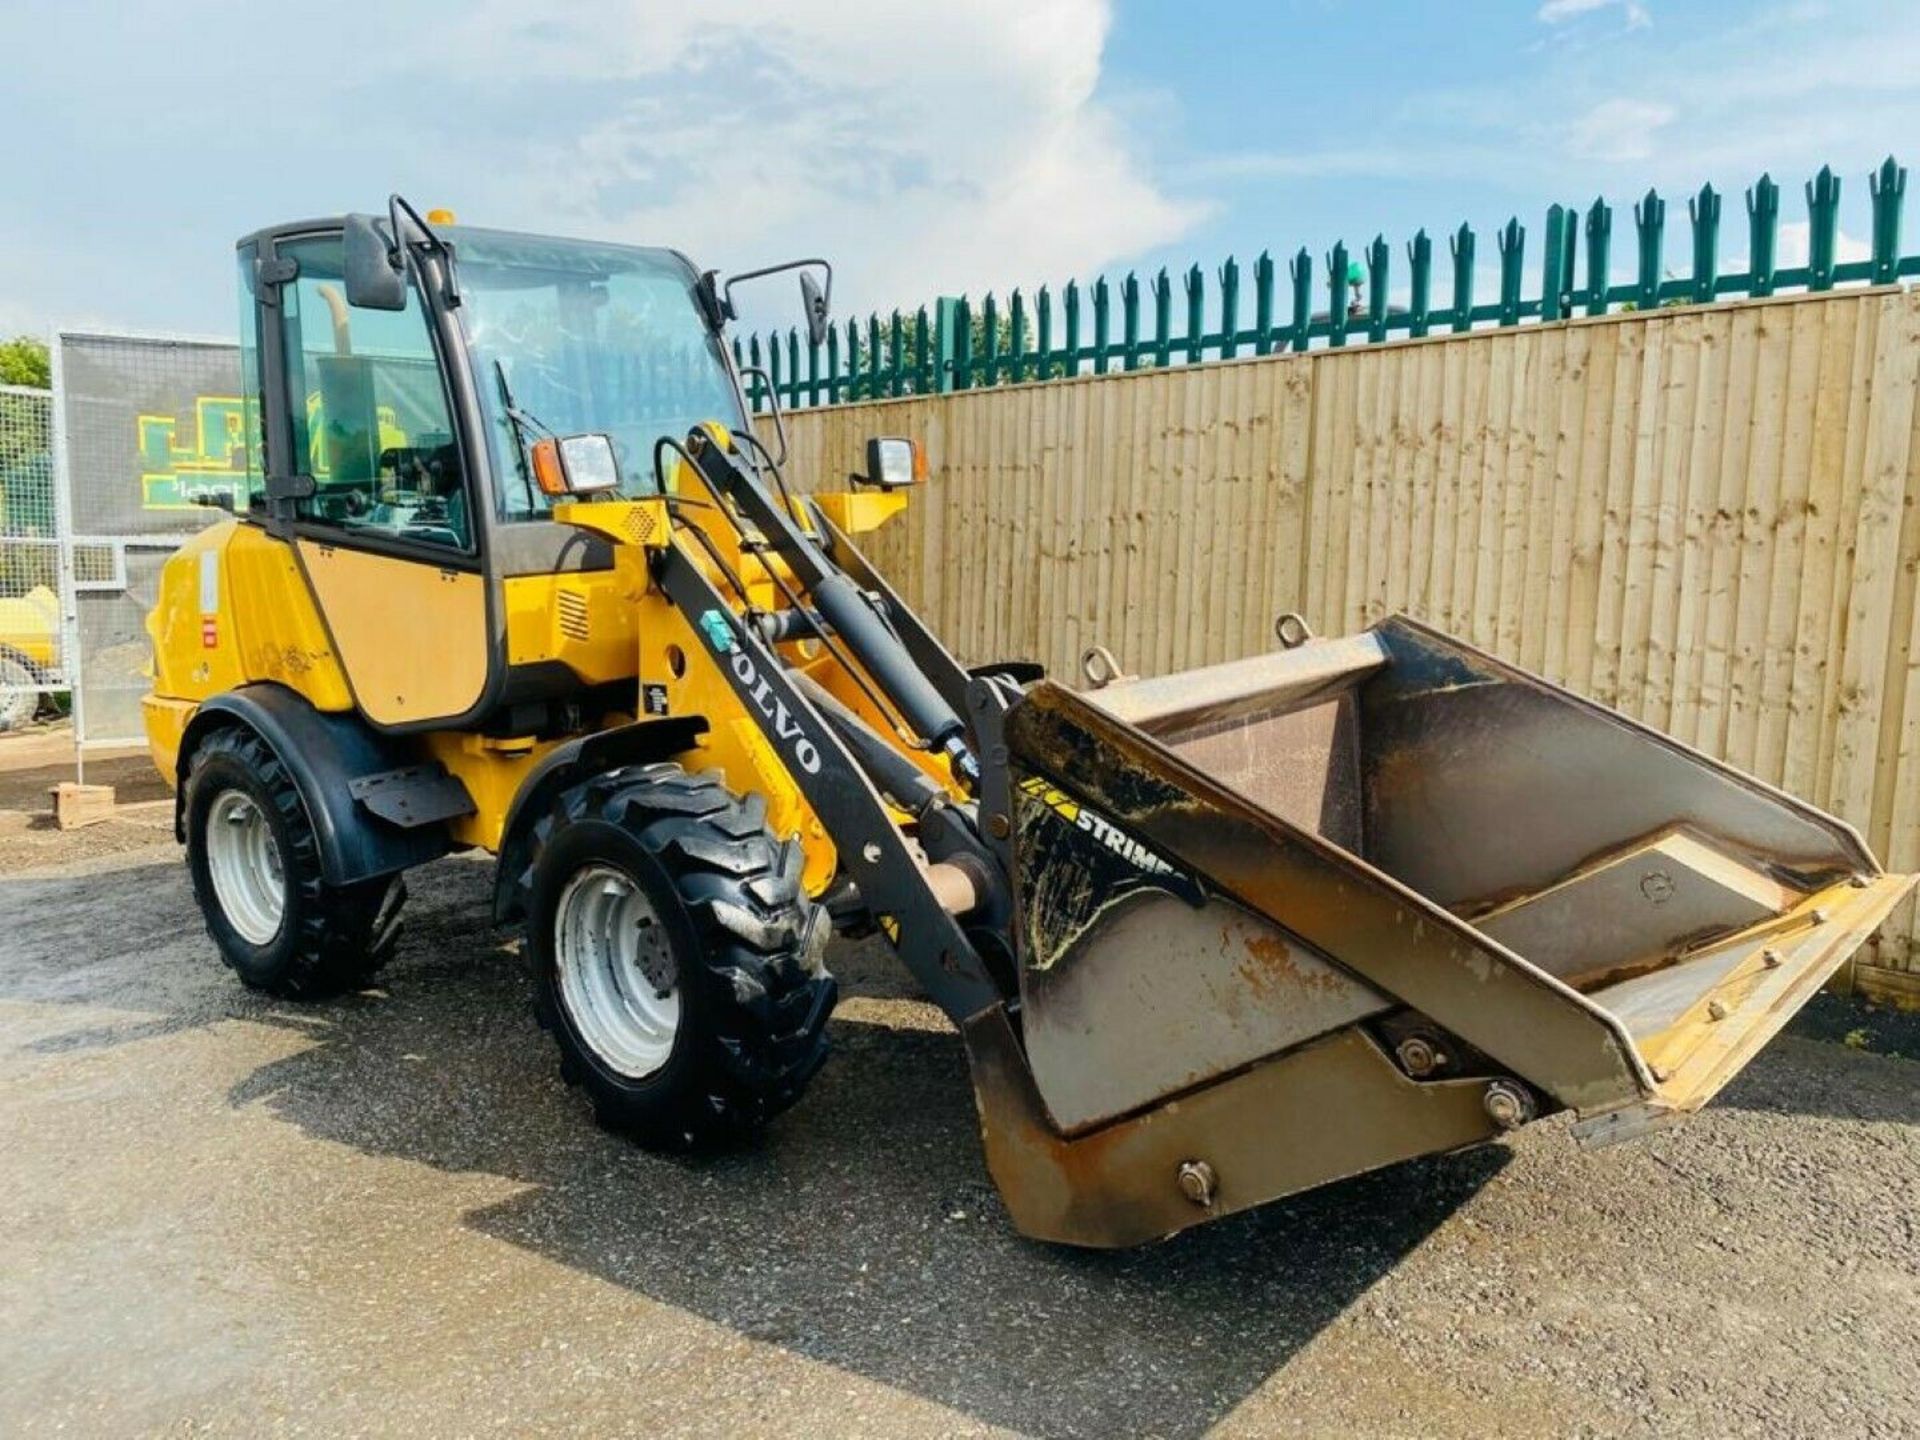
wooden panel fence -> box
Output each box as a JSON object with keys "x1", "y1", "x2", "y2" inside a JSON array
[{"x1": 775, "y1": 285, "x2": 1920, "y2": 1003}]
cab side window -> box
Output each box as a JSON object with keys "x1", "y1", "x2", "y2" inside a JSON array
[{"x1": 277, "y1": 235, "x2": 471, "y2": 549}]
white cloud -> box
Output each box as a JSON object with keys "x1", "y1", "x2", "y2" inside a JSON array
[
  {"x1": 0, "y1": 0, "x2": 1198, "y2": 335},
  {"x1": 1539, "y1": 0, "x2": 1608, "y2": 18},
  {"x1": 1538, "y1": 0, "x2": 1651, "y2": 28},
  {"x1": 1774, "y1": 222, "x2": 1872, "y2": 268},
  {"x1": 443, "y1": 0, "x2": 1202, "y2": 318},
  {"x1": 1565, "y1": 98, "x2": 1676, "y2": 163}
]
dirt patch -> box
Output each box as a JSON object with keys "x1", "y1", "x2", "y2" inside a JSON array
[
  {"x1": 0, "y1": 809, "x2": 177, "y2": 874},
  {"x1": 0, "y1": 755, "x2": 170, "y2": 812},
  {"x1": 0, "y1": 723, "x2": 169, "y2": 813}
]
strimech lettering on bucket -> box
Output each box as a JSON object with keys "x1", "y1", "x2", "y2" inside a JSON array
[{"x1": 1017, "y1": 775, "x2": 1196, "y2": 889}]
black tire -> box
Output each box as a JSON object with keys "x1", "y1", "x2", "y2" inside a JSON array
[
  {"x1": 520, "y1": 762, "x2": 835, "y2": 1148},
  {"x1": 184, "y1": 726, "x2": 404, "y2": 998}
]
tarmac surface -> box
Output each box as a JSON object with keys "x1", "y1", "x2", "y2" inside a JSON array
[{"x1": 3, "y1": 830, "x2": 1918, "y2": 1438}]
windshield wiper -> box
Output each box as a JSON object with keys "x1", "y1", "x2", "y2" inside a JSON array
[{"x1": 493, "y1": 359, "x2": 559, "y2": 511}]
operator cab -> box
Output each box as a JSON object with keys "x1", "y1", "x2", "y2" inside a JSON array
[{"x1": 233, "y1": 209, "x2": 760, "y2": 732}]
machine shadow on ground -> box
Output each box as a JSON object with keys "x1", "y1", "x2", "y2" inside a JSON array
[{"x1": 8, "y1": 854, "x2": 1510, "y2": 1437}]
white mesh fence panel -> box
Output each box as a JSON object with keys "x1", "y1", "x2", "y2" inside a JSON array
[{"x1": 0, "y1": 385, "x2": 61, "y2": 725}]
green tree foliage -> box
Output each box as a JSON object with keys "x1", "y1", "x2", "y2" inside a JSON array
[{"x1": 0, "y1": 336, "x2": 51, "y2": 390}]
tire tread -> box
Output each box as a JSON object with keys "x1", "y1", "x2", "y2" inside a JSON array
[
  {"x1": 523, "y1": 762, "x2": 833, "y2": 1147},
  {"x1": 186, "y1": 726, "x2": 401, "y2": 999}
]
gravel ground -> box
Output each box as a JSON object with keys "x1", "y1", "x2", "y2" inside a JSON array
[{"x1": 1, "y1": 836, "x2": 1917, "y2": 1439}]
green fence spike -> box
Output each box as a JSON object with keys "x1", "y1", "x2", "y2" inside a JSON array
[
  {"x1": 867, "y1": 314, "x2": 884, "y2": 398},
  {"x1": 1746, "y1": 174, "x2": 1779, "y2": 297},
  {"x1": 1407, "y1": 230, "x2": 1433, "y2": 338},
  {"x1": 1806, "y1": 165, "x2": 1840, "y2": 291},
  {"x1": 978, "y1": 293, "x2": 998, "y2": 387},
  {"x1": 1009, "y1": 290, "x2": 1028, "y2": 383},
  {"x1": 1154, "y1": 267, "x2": 1174, "y2": 366},
  {"x1": 747, "y1": 334, "x2": 765, "y2": 412},
  {"x1": 1542, "y1": 206, "x2": 1568, "y2": 323},
  {"x1": 917, "y1": 305, "x2": 935, "y2": 393},
  {"x1": 887, "y1": 312, "x2": 904, "y2": 397},
  {"x1": 783, "y1": 329, "x2": 799, "y2": 410},
  {"x1": 1218, "y1": 257, "x2": 1240, "y2": 359},
  {"x1": 1253, "y1": 250, "x2": 1276, "y2": 355},
  {"x1": 1450, "y1": 224, "x2": 1475, "y2": 333},
  {"x1": 1690, "y1": 183, "x2": 1721, "y2": 304},
  {"x1": 1063, "y1": 280, "x2": 1080, "y2": 378},
  {"x1": 1289, "y1": 247, "x2": 1312, "y2": 352},
  {"x1": 1327, "y1": 241, "x2": 1350, "y2": 347},
  {"x1": 1184, "y1": 264, "x2": 1205, "y2": 363},
  {"x1": 1365, "y1": 236, "x2": 1389, "y2": 342},
  {"x1": 1496, "y1": 218, "x2": 1525, "y2": 326},
  {"x1": 1035, "y1": 287, "x2": 1053, "y2": 381},
  {"x1": 1120, "y1": 274, "x2": 1141, "y2": 371},
  {"x1": 955, "y1": 295, "x2": 975, "y2": 389},
  {"x1": 1091, "y1": 277, "x2": 1110, "y2": 375},
  {"x1": 826, "y1": 323, "x2": 842, "y2": 405},
  {"x1": 1870, "y1": 155, "x2": 1906, "y2": 285},
  {"x1": 1633, "y1": 188, "x2": 1665, "y2": 310},
  {"x1": 1583, "y1": 197, "x2": 1612, "y2": 315},
  {"x1": 933, "y1": 296, "x2": 960, "y2": 393},
  {"x1": 1561, "y1": 199, "x2": 1580, "y2": 306}
]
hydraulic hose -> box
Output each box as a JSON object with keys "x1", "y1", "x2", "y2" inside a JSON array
[{"x1": 790, "y1": 671, "x2": 946, "y2": 816}]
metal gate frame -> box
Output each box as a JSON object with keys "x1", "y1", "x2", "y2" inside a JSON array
[{"x1": 50, "y1": 326, "x2": 240, "y2": 766}]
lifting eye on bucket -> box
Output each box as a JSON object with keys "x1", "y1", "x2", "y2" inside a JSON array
[
  {"x1": 1274, "y1": 611, "x2": 1315, "y2": 649},
  {"x1": 1080, "y1": 644, "x2": 1133, "y2": 690}
]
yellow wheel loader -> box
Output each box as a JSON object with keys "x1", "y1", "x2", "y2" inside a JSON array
[{"x1": 144, "y1": 199, "x2": 1914, "y2": 1246}]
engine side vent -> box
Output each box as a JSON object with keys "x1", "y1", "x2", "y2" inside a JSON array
[{"x1": 556, "y1": 589, "x2": 590, "y2": 642}]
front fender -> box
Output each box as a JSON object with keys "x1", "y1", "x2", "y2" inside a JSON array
[{"x1": 489, "y1": 714, "x2": 707, "y2": 924}]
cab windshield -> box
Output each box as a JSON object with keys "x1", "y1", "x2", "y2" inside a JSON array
[{"x1": 448, "y1": 228, "x2": 746, "y2": 520}]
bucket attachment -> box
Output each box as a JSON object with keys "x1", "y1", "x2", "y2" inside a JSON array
[{"x1": 969, "y1": 617, "x2": 1912, "y2": 1247}]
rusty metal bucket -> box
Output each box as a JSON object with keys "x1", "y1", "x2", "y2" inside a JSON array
[{"x1": 968, "y1": 617, "x2": 1912, "y2": 1247}]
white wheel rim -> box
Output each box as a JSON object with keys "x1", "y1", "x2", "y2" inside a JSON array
[
  {"x1": 206, "y1": 788, "x2": 285, "y2": 946},
  {"x1": 554, "y1": 863, "x2": 680, "y2": 1080}
]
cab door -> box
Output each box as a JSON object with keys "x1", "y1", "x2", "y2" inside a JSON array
[{"x1": 252, "y1": 229, "x2": 491, "y2": 730}]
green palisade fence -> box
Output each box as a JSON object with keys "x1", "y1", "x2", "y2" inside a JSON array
[{"x1": 738, "y1": 156, "x2": 1916, "y2": 412}]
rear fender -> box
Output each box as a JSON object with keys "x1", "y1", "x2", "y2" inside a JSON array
[{"x1": 176, "y1": 685, "x2": 461, "y2": 886}]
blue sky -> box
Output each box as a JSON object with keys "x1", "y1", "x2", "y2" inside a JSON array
[{"x1": 2, "y1": 0, "x2": 1914, "y2": 341}]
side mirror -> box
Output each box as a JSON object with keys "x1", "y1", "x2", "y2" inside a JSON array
[
  {"x1": 720, "y1": 258, "x2": 833, "y2": 342},
  {"x1": 344, "y1": 213, "x2": 406, "y2": 311},
  {"x1": 800, "y1": 269, "x2": 829, "y2": 348},
  {"x1": 859, "y1": 436, "x2": 924, "y2": 491},
  {"x1": 531, "y1": 433, "x2": 622, "y2": 497}
]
